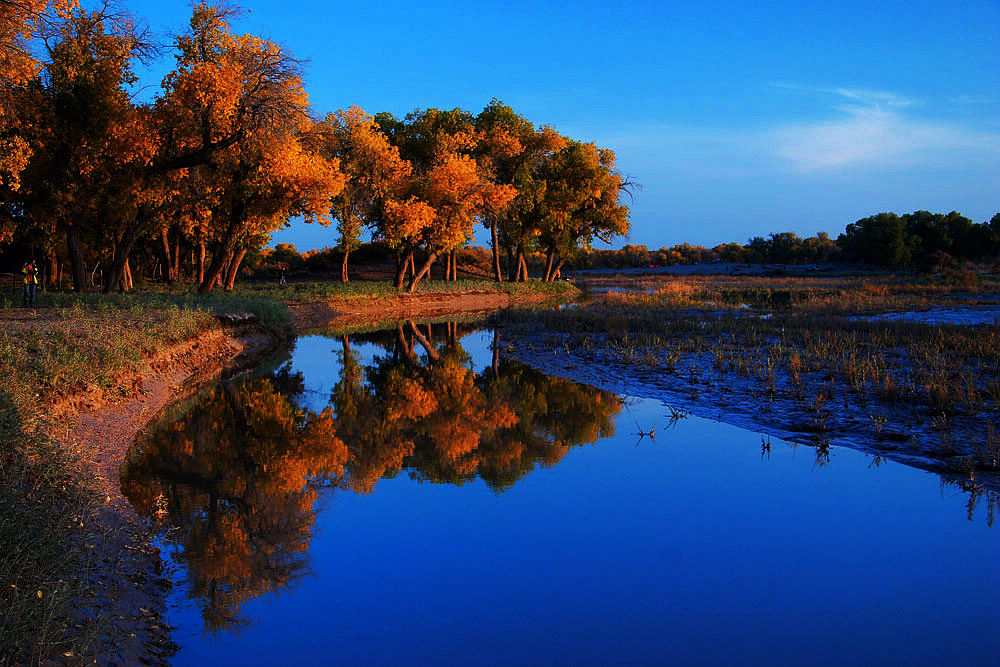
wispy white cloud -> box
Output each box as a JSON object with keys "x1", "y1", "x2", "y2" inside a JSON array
[
  {"x1": 568, "y1": 84, "x2": 1000, "y2": 176},
  {"x1": 770, "y1": 82, "x2": 917, "y2": 109},
  {"x1": 768, "y1": 84, "x2": 1000, "y2": 172}
]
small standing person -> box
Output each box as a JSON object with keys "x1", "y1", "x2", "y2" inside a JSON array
[
  {"x1": 22, "y1": 259, "x2": 39, "y2": 307},
  {"x1": 278, "y1": 263, "x2": 287, "y2": 285}
]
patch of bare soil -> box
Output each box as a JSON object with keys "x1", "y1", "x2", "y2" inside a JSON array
[
  {"x1": 286, "y1": 288, "x2": 564, "y2": 331},
  {"x1": 47, "y1": 322, "x2": 282, "y2": 665}
]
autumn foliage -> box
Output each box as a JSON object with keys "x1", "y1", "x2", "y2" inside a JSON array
[{"x1": 0, "y1": 3, "x2": 630, "y2": 292}]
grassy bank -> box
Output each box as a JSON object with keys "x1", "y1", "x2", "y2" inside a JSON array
[
  {"x1": 0, "y1": 278, "x2": 565, "y2": 660},
  {"x1": 499, "y1": 274, "x2": 1000, "y2": 478},
  {"x1": 0, "y1": 293, "x2": 291, "y2": 661},
  {"x1": 232, "y1": 277, "x2": 579, "y2": 303}
]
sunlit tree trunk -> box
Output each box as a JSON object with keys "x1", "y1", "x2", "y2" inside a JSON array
[
  {"x1": 450, "y1": 248, "x2": 457, "y2": 281},
  {"x1": 408, "y1": 250, "x2": 438, "y2": 293},
  {"x1": 341, "y1": 246, "x2": 350, "y2": 283},
  {"x1": 120, "y1": 258, "x2": 133, "y2": 291},
  {"x1": 543, "y1": 247, "x2": 555, "y2": 281},
  {"x1": 159, "y1": 229, "x2": 176, "y2": 283},
  {"x1": 395, "y1": 245, "x2": 414, "y2": 289},
  {"x1": 197, "y1": 240, "x2": 206, "y2": 284},
  {"x1": 491, "y1": 219, "x2": 503, "y2": 282},
  {"x1": 46, "y1": 253, "x2": 59, "y2": 290},
  {"x1": 173, "y1": 230, "x2": 181, "y2": 281},
  {"x1": 104, "y1": 208, "x2": 151, "y2": 293},
  {"x1": 224, "y1": 248, "x2": 247, "y2": 291}
]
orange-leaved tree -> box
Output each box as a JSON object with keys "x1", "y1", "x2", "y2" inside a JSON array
[
  {"x1": 152, "y1": 2, "x2": 344, "y2": 293},
  {"x1": 12, "y1": 3, "x2": 156, "y2": 291},
  {"x1": 377, "y1": 108, "x2": 515, "y2": 291},
  {"x1": 535, "y1": 141, "x2": 632, "y2": 280},
  {"x1": 474, "y1": 99, "x2": 566, "y2": 281},
  {"x1": 0, "y1": 0, "x2": 77, "y2": 197},
  {"x1": 315, "y1": 106, "x2": 410, "y2": 282}
]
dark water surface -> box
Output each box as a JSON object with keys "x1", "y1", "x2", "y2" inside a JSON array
[{"x1": 122, "y1": 323, "x2": 1000, "y2": 666}]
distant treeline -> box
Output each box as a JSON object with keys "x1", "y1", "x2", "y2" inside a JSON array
[
  {"x1": 247, "y1": 209, "x2": 1000, "y2": 279},
  {"x1": 566, "y1": 211, "x2": 1000, "y2": 271}
]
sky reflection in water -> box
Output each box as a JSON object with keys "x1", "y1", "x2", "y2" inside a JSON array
[{"x1": 122, "y1": 325, "x2": 1000, "y2": 666}]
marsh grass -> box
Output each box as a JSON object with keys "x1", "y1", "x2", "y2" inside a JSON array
[{"x1": 500, "y1": 274, "x2": 1000, "y2": 473}]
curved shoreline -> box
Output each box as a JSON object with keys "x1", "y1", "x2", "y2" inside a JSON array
[
  {"x1": 56, "y1": 324, "x2": 281, "y2": 664},
  {"x1": 49, "y1": 286, "x2": 570, "y2": 663}
]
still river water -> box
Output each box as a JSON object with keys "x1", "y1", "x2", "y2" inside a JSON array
[{"x1": 122, "y1": 322, "x2": 1000, "y2": 665}]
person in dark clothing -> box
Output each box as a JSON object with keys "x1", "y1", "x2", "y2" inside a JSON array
[{"x1": 22, "y1": 260, "x2": 39, "y2": 307}]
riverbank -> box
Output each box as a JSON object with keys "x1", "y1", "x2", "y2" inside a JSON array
[{"x1": 0, "y1": 280, "x2": 573, "y2": 663}]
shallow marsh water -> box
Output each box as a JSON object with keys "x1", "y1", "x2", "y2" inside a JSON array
[{"x1": 122, "y1": 324, "x2": 1000, "y2": 665}]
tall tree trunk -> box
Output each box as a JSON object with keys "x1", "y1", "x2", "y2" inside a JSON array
[
  {"x1": 341, "y1": 246, "x2": 350, "y2": 283},
  {"x1": 104, "y1": 212, "x2": 149, "y2": 293},
  {"x1": 224, "y1": 247, "x2": 247, "y2": 291},
  {"x1": 507, "y1": 247, "x2": 516, "y2": 281},
  {"x1": 518, "y1": 253, "x2": 528, "y2": 281},
  {"x1": 159, "y1": 228, "x2": 175, "y2": 283},
  {"x1": 66, "y1": 225, "x2": 86, "y2": 292},
  {"x1": 219, "y1": 250, "x2": 233, "y2": 287},
  {"x1": 490, "y1": 219, "x2": 503, "y2": 282},
  {"x1": 408, "y1": 250, "x2": 439, "y2": 293},
  {"x1": 543, "y1": 247, "x2": 555, "y2": 281},
  {"x1": 197, "y1": 240, "x2": 205, "y2": 284},
  {"x1": 450, "y1": 248, "x2": 457, "y2": 281},
  {"x1": 395, "y1": 245, "x2": 414, "y2": 289},
  {"x1": 120, "y1": 258, "x2": 133, "y2": 291},
  {"x1": 553, "y1": 258, "x2": 564, "y2": 280},
  {"x1": 46, "y1": 253, "x2": 59, "y2": 289},
  {"x1": 172, "y1": 230, "x2": 181, "y2": 281},
  {"x1": 444, "y1": 251, "x2": 452, "y2": 282},
  {"x1": 199, "y1": 201, "x2": 245, "y2": 294}
]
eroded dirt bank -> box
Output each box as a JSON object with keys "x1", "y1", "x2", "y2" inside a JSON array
[{"x1": 51, "y1": 323, "x2": 282, "y2": 665}]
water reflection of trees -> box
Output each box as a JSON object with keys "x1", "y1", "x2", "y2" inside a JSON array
[
  {"x1": 121, "y1": 323, "x2": 620, "y2": 630},
  {"x1": 121, "y1": 365, "x2": 347, "y2": 631}
]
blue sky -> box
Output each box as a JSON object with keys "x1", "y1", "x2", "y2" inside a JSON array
[{"x1": 127, "y1": 0, "x2": 999, "y2": 250}]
